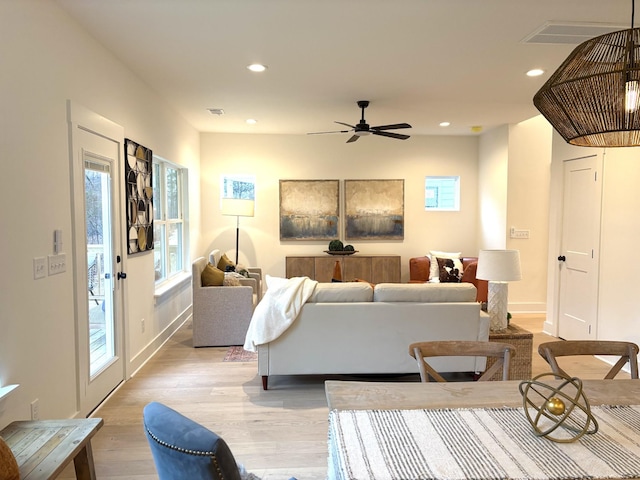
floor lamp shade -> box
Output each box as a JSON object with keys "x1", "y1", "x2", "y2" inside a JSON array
[
  {"x1": 221, "y1": 198, "x2": 255, "y2": 218},
  {"x1": 221, "y1": 198, "x2": 255, "y2": 264},
  {"x1": 476, "y1": 250, "x2": 522, "y2": 332}
]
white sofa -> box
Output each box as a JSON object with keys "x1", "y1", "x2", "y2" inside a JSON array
[{"x1": 256, "y1": 282, "x2": 490, "y2": 389}]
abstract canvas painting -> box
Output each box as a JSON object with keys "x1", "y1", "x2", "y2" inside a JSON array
[
  {"x1": 344, "y1": 179, "x2": 404, "y2": 240},
  {"x1": 125, "y1": 138, "x2": 153, "y2": 254},
  {"x1": 279, "y1": 180, "x2": 339, "y2": 240}
]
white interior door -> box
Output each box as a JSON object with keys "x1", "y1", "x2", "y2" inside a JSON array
[
  {"x1": 557, "y1": 155, "x2": 602, "y2": 340},
  {"x1": 69, "y1": 102, "x2": 126, "y2": 416}
]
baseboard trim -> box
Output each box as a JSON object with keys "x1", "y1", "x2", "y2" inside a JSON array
[
  {"x1": 508, "y1": 302, "x2": 546, "y2": 314},
  {"x1": 127, "y1": 306, "x2": 192, "y2": 378}
]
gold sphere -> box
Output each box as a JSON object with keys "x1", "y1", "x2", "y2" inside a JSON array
[{"x1": 546, "y1": 397, "x2": 566, "y2": 415}]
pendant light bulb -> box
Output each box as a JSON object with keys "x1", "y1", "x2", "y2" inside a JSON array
[{"x1": 626, "y1": 79, "x2": 640, "y2": 112}]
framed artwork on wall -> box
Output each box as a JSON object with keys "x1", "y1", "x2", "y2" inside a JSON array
[
  {"x1": 125, "y1": 138, "x2": 153, "y2": 254},
  {"x1": 344, "y1": 179, "x2": 404, "y2": 240},
  {"x1": 279, "y1": 179, "x2": 339, "y2": 240}
]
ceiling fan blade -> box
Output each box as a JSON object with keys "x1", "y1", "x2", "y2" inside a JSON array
[
  {"x1": 371, "y1": 123, "x2": 412, "y2": 131},
  {"x1": 372, "y1": 130, "x2": 410, "y2": 140},
  {"x1": 307, "y1": 129, "x2": 350, "y2": 135},
  {"x1": 346, "y1": 135, "x2": 360, "y2": 143},
  {"x1": 335, "y1": 121, "x2": 356, "y2": 129}
]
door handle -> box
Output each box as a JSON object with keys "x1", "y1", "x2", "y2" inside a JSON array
[
  {"x1": 557, "y1": 255, "x2": 566, "y2": 262},
  {"x1": 117, "y1": 272, "x2": 127, "y2": 280}
]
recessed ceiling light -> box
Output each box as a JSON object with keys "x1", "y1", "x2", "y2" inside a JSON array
[
  {"x1": 526, "y1": 68, "x2": 545, "y2": 77},
  {"x1": 246, "y1": 119, "x2": 257, "y2": 125},
  {"x1": 247, "y1": 64, "x2": 267, "y2": 73},
  {"x1": 439, "y1": 121, "x2": 451, "y2": 127}
]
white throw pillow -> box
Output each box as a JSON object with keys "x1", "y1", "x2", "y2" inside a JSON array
[{"x1": 429, "y1": 250, "x2": 461, "y2": 281}]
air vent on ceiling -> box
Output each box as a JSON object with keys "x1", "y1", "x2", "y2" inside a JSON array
[
  {"x1": 208, "y1": 108, "x2": 225, "y2": 116},
  {"x1": 522, "y1": 22, "x2": 628, "y2": 45}
]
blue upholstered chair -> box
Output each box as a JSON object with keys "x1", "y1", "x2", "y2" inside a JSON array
[{"x1": 143, "y1": 402, "x2": 242, "y2": 480}]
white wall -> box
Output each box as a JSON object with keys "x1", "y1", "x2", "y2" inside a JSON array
[
  {"x1": 0, "y1": 1, "x2": 199, "y2": 425},
  {"x1": 199, "y1": 133, "x2": 481, "y2": 281},
  {"x1": 477, "y1": 118, "x2": 552, "y2": 312},
  {"x1": 506, "y1": 116, "x2": 552, "y2": 311},
  {"x1": 478, "y1": 126, "x2": 509, "y2": 249},
  {"x1": 595, "y1": 148, "x2": 640, "y2": 346}
]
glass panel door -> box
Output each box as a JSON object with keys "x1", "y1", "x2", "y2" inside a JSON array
[{"x1": 85, "y1": 160, "x2": 115, "y2": 376}]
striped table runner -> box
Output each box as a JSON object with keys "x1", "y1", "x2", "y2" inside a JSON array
[{"x1": 328, "y1": 405, "x2": 640, "y2": 480}]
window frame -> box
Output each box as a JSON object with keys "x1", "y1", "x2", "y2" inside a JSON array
[
  {"x1": 424, "y1": 175, "x2": 460, "y2": 211},
  {"x1": 153, "y1": 156, "x2": 188, "y2": 288}
]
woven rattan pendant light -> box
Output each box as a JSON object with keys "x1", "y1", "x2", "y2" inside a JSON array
[{"x1": 533, "y1": 1, "x2": 640, "y2": 147}]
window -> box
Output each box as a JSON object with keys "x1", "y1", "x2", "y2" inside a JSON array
[
  {"x1": 425, "y1": 176, "x2": 460, "y2": 211},
  {"x1": 153, "y1": 158, "x2": 187, "y2": 284}
]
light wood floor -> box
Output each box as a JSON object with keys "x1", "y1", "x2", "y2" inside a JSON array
[{"x1": 69, "y1": 314, "x2": 623, "y2": 479}]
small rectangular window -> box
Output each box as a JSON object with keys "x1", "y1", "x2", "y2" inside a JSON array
[{"x1": 425, "y1": 176, "x2": 460, "y2": 211}]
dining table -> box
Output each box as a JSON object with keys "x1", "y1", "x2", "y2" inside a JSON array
[{"x1": 325, "y1": 379, "x2": 640, "y2": 480}]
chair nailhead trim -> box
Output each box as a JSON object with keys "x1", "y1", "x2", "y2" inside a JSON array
[{"x1": 145, "y1": 426, "x2": 216, "y2": 456}]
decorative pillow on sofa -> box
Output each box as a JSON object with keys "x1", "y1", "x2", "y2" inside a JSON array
[
  {"x1": 429, "y1": 250, "x2": 461, "y2": 281},
  {"x1": 201, "y1": 262, "x2": 224, "y2": 286},
  {"x1": 437, "y1": 257, "x2": 463, "y2": 283},
  {"x1": 217, "y1": 253, "x2": 235, "y2": 272},
  {"x1": 223, "y1": 272, "x2": 242, "y2": 286}
]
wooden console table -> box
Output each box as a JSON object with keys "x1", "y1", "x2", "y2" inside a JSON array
[
  {"x1": 286, "y1": 254, "x2": 401, "y2": 283},
  {"x1": 1, "y1": 418, "x2": 103, "y2": 479},
  {"x1": 487, "y1": 322, "x2": 533, "y2": 380}
]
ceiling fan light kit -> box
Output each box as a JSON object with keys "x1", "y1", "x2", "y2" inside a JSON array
[
  {"x1": 308, "y1": 100, "x2": 412, "y2": 143},
  {"x1": 533, "y1": 1, "x2": 640, "y2": 147}
]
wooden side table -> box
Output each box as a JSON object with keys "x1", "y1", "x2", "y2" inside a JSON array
[
  {"x1": 1, "y1": 418, "x2": 103, "y2": 479},
  {"x1": 486, "y1": 323, "x2": 533, "y2": 380}
]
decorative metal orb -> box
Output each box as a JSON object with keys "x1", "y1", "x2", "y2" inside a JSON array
[
  {"x1": 546, "y1": 397, "x2": 566, "y2": 416},
  {"x1": 519, "y1": 372, "x2": 599, "y2": 443}
]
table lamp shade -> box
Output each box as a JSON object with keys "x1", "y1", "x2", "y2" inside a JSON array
[
  {"x1": 476, "y1": 249, "x2": 522, "y2": 282},
  {"x1": 221, "y1": 198, "x2": 254, "y2": 217}
]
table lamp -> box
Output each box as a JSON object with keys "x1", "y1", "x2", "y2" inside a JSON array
[
  {"x1": 476, "y1": 249, "x2": 522, "y2": 332},
  {"x1": 221, "y1": 198, "x2": 254, "y2": 264}
]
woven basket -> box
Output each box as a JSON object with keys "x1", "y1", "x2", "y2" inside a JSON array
[{"x1": 486, "y1": 323, "x2": 533, "y2": 381}]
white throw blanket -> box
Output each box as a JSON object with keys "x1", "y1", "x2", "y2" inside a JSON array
[{"x1": 243, "y1": 276, "x2": 318, "y2": 352}]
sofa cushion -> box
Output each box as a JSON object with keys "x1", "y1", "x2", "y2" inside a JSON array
[
  {"x1": 429, "y1": 250, "x2": 461, "y2": 281},
  {"x1": 217, "y1": 253, "x2": 235, "y2": 272},
  {"x1": 201, "y1": 262, "x2": 224, "y2": 286},
  {"x1": 373, "y1": 283, "x2": 476, "y2": 302},
  {"x1": 437, "y1": 257, "x2": 463, "y2": 283},
  {"x1": 307, "y1": 282, "x2": 374, "y2": 303}
]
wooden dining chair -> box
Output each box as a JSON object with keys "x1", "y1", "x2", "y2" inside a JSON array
[
  {"x1": 408, "y1": 341, "x2": 515, "y2": 382},
  {"x1": 538, "y1": 340, "x2": 639, "y2": 379}
]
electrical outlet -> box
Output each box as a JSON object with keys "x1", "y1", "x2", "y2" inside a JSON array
[
  {"x1": 33, "y1": 257, "x2": 47, "y2": 279},
  {"x1": 30, "y1": 398, "x2": 39, "y2": 420},
  {"x1": 141, "y1": 318, "x2": 145, "y2": 333},
  {"x1": 48, "y1": 253, "x2": 67, "y2": 275}
]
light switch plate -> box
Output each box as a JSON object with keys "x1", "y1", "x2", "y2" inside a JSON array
[
  {"x1": 33, "y1": 257, "x2": 47, "y2": 279},
  {"x1": 48, "y1": 253, "x2": 67, "y2": 275}
]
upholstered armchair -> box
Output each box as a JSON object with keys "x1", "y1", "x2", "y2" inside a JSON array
[
  {"x1": 209, "y1": 249, "x2": 262, "y2": 299},
  {"x1": 192, "y1": 257, "x2": 256, "y2": 347},
  {"x1": 143, "y1": 401, "x2": 243, "y2": 480}
]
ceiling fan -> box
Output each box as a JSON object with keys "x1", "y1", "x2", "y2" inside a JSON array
[{"x1": 308, "y1": 100, "x2": 412, "y2": 143}]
